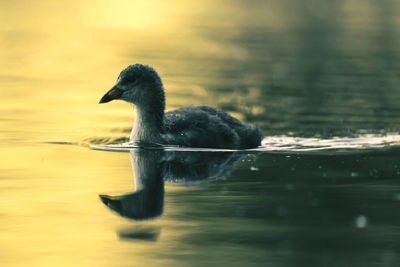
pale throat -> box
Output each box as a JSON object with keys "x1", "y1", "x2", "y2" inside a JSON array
[{"x1": 130, "y1": 105, "x2": 163, "y2": 143}]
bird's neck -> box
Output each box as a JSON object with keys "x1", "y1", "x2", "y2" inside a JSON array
[{"x1": 130, "y1": 104, "x2": 164, "y2": 144}]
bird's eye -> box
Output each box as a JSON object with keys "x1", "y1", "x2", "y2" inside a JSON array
[{"x1": 116, "y1": 75, "x2": 120, "y2": 82}]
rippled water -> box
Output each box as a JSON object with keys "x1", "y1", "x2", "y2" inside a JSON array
[{"x1": 1, "y1": 0, "x2": 400, "y2": 266}]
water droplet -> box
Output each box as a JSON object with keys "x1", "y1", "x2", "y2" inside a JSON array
[
  {"x1": 354, "y1": 215, "x2": 368, "y2": 228},
  {"x1": 285, "y1": 184, "x2": 294, "y2": 190},
  {"x1": 369, "y1": 169, "x2": 379, "y2": 178},
  {"x1": 392, "y1": 193, "x2": 400, "y2": 201}
]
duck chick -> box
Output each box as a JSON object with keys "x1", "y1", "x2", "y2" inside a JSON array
[{"x1": 99, "y1": 64, "x2": 262, "y2": 149}]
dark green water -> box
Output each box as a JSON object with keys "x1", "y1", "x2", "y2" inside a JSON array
[
  {"x1": 95, "y1": 147, "x2": 400, "y2": 267},
  {"x1": 1, "y1": 0, "x2": 400, "y2": 266}
]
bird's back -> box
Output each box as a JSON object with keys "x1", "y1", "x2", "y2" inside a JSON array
[{"x1": 163, "y1": 106, "x2": 262, "y2": 149}]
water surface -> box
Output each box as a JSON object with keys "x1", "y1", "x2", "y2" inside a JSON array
[{"x1": 1, "y1": 0, "x2": 400, "y2": 266}]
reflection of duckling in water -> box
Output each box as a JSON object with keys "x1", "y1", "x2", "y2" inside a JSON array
[
  {"x1": 100, "y1": 149, "x2": 248, "y2": 220},
  {"x1": 99, "y1": 64, "x2": 263, "y2": 149},
  {"x1": 100, "y1": 150, "x2": 164, "y2": 220}
]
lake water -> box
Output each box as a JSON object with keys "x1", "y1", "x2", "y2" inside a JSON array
[{"x1": 1, "y1": 0, "x2": 400, "y2": 266}]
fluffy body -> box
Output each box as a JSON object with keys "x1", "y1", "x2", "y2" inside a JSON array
[
  {"x1": 163, "y1": 106, "x2": 262, "y2": 149},
  {"x1": 100, "y1": 64, "x2": 263, "y2": 149}
]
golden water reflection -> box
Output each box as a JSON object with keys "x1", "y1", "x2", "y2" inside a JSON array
[{"x1": 1, "y1": 0, "x2": 400, "y2": 266}]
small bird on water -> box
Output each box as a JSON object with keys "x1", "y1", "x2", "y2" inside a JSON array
[{"x1": 99, "y1": 64, "x2": 262, "y2": 149}]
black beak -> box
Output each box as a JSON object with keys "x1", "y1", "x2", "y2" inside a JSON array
[{"x1": 99, "y1": 85, "x2": 123, "y2": 104}]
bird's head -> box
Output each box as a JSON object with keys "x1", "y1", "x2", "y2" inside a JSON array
[{"x1": 99, "y1": 64, "x2": 164, "y2": 106}]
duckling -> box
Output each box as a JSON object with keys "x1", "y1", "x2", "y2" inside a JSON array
[{"x1": 99, "y1": 64, "x2": 262, "y2": 149}]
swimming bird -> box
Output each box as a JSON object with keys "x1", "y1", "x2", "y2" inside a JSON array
[{"x1": 99, "y1": 64, "x2": 262, "y2": 149}]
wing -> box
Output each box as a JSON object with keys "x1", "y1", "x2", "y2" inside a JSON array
[
  {"x1": 163, "y1": 106, "x2": 262, "y2": 149},
  {"x1": 163, "y1": 106, "x2": 241, "y2": 148}
]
